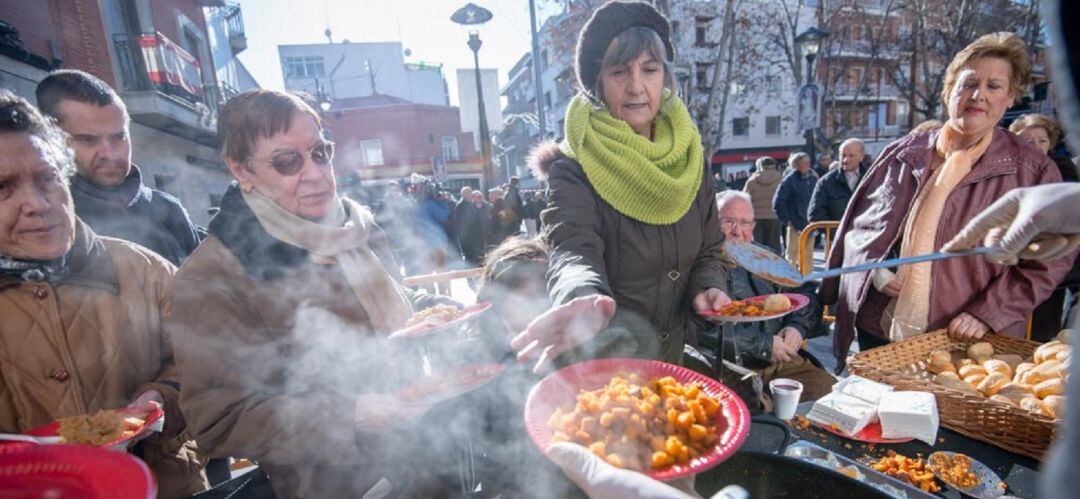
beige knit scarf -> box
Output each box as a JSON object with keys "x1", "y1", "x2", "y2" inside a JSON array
[
  {"x1": 887, "y1": 123, "x2": 993, "y2": 341},
  {"x1": 242, "y1": 189, "x2": 413, "y2": 335}
]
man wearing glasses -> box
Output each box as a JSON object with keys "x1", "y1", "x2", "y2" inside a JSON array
[
  {"x1": 35, "y1": 70, "x2": 200, "y2": 265},
  {"x1": 700, "y1": 190, "x2": 835, "y2": 403}
]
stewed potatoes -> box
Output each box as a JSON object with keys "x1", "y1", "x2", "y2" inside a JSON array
[{"x1": 548, "y1": 373, "x2": 724, "y2": 471}]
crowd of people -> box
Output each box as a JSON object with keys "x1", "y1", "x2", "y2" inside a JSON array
[
  {"x1": 2, "y1": 1, "x2": 1080, "y2": 498},
  {"x1": 372, "y1": 174, "x2": 548, "y2": 276}
]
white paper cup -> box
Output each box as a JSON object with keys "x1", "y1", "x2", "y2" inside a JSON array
[{"x1": 769, "y1": 378, "x2": 804, "y2": 420}]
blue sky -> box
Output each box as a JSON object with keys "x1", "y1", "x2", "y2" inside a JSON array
[{"x1": 235, "y1": 0, "x2": 563, "y2": 105}]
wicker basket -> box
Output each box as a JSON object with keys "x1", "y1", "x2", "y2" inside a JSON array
[{"x1": 848, "y1": 329, "x2": 1058, "y2": 460}]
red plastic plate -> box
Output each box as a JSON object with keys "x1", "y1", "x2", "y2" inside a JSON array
[
  {"x1": 24, "y1": 406, "x2": 164, "y2": 449},
  {"x1": 524, "y1": 358, "x2": 751, "y2": 481},
  {"x1": 389, "y1": 302, "x2": 493, "y2": 339},
  {"x1": 698, "y1": 293, "x2": 811, "y2": 323},
  {"x1": 396, "y1": 362, "x2": 506, "y2": 405},
  {"x1": 0, "y1": 444, "x2": 156, "y2": 499},
  {"x1": 814, "y1": 420, "x2": 914, "y2": 444}
]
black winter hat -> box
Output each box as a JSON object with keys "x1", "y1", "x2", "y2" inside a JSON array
[{"x1": 575, "y1": 1, "x2": 674, "y2": 100}]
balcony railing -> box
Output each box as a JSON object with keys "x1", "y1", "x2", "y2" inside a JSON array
[
  {"x1": 113, "y1": 32, "x2": 206, "y2": 106},
  {"x1": 224, "y1": 2, "x2": 247, "y2": 53},
  {"x1": 828, "y1": 82, "x2": 902, "y2": 99}
]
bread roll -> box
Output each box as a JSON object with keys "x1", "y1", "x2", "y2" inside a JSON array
[
  {"x1": 1036, "y1": 342, "x2": 1069, "y2": 364},
  {"x1": 1044, "y1": 395, "x2": 1065, "y2": 419},
  {"x1": 957, "y1": 358, "x2": 976, "y2": 368},
  {"x1": 934, "y1": 372, "x2": 978, "y2": 394},
  {"x1": 1056, "y1": 348, "x2": 1071, "y2": 364},
  {"x1": 993, "y1": 354, "x2": 1024, "y2": 371},
  {"x1": 989, "y1": 394, "x2": 1016, "y2": 406},
  {"x1": 982, "y1": 359, "x2": 1013, "y2": 378},
  {"x1": 1015, "y1": 362, "x2": 1037, "y2": 380},
  {"x1": 929, "y1": 359, "x2": 956, "y2": 375},
  {"x1": 959, "y1": 365, "x2": 988, "y2": 378},
  {"x1": 1020, "y1": 397, "x2": 1045, "y2": 414},
  {"x1": 964, "y1": 373, "x2": 987, "y2": 387},
  {"x1": 1022, "y1": 360, "x2": 1063, "y2": 385},
  {"x1": 1035, "y1": 378, "x2": 1065, "y2": 399},
  {"x1": 968, "y1": 342, "x2": 995, "y2": 362},
  {"x1": 1056, "y1": 329, "x2": 1072, "y2": 345},
  {"x1": 995, "y1": 382, "x2": 1034, "y2": 404},
  {"x1": 977, "y1": 372, "x2": 1009, "y2": 396}
]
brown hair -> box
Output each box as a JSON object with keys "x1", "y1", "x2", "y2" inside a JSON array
[
  {"x1": 0, "y1": 90, "x2": 76, "y2": 178},
  {"x1": 1008, "y1": 113, "x2": 1061, "y2": 147},
  {"x1": 480, "y1": 236, "x2": 550, "y2": 285},
  {"x1": 35, "y1": 69, "x2": 125, "y2": 123},
  {"x1": 218, "y1": 89, "x2": 323, "y2": 165},
  {"x1": 941, "y1": 32, "x2": 1031, "y2": 110}
]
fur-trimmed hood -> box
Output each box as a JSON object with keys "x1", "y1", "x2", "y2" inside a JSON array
[{"x1": 526, "y1": 140, "x2": 566, "y2": 181}]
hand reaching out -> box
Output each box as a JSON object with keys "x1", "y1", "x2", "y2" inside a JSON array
[{"x1": 511, "y1": 294, "x2": 617, "y2": 373}]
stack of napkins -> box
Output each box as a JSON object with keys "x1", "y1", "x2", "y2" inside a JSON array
[
  {"x1": 877, "y1": 391, "x2": 939, "y2": 445},
  {"x1": 806, "y1": 391, "x2": 879, "y2": 436},
  {"x1": 834, "y1": 376, "x2": 895, "y2": 405},
  {"x1": 806, "y1": 376, "x2": 894, "y2": 437}
]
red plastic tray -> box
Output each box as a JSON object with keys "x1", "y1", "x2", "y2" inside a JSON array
[
  {"x1": 698, "y1": 293, "x2": 810, "y2": 323},
  {"x1": 24, "y1": 406, "x2": 164, "y2": 449},
  {"x1": 814, "y1": 420, "x2": 914, "y2": 444},
  {"x1": 524, "y1": 358, "x2": 751, "y2": 480},
  {"x1": 389, "y1": 302, "x2": 493, "y2": 339},
  {"x1": 0, "y1": 444, "x2": 156, "y2": 498}
]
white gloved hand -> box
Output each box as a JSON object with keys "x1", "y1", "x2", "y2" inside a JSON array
[
  {"x1": 942, "y1": 184, "x2": 1080, "y2": 265},
  {"x1": 547, "y1": 442, "x2": 699, "y2": 499}
]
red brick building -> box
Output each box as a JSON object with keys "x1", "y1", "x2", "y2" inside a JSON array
[
  {"x1": 0, "y1": 0, "x2": 254, "y2": 224},
  {"x1": 325, "y1": 94, "x2": 484, "y2": 189}
]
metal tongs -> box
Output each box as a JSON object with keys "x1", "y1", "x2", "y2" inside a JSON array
[{"x1": 723, "y1": 240, "x2": 991, "y2": 288}]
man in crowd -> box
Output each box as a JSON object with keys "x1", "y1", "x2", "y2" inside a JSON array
[
  {"x1": 814, "y1": 152, "x2": 833, "y2": 178},
  {"x1": 35, "y1": 70, "x2": 199, "y2": 266},
  {"x1": 809, "y1": 138, "x2": 867, "y2": 223},
  {"x1": 772, "y1": 152, "x2": 817, "y2": 265},
  {"x1": 698, "y1": 191, "x2": 835, "y2": 402},
  {"x1": 456, "y1": 186, "x2": 486, "y2": 267},
  {"x1": 503, "y1": 176, "x2": 525, "y2": 233},
  {"x1": 742, "y1": 156, "x2": 783, "y2": 253}
]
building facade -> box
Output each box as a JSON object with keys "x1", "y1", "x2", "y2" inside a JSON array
[
  {"x1": 0, "y1": 0, "x2": 257, "y2": 225},
  {"x1": 279, "y1": 41, "x2": 448, "y2": 107}
]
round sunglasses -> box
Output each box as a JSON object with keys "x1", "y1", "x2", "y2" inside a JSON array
[{"x1": 249, "y1": 140, "x2": 335, "y2": 176}]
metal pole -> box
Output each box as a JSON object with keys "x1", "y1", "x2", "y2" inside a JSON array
[
  {"x1": 469, "y1": 34, "x2": 494, "y2": 192},
  {"x1": 528, "y1": 0, "x2": 547, "y2": 139},
  {"x1": 805, "y1": 53, "x2": 816, "y2": 168}
]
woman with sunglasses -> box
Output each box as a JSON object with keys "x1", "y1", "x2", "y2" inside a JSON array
[{"x1": 169, "y1": 90, "x2": 449, "y2": 498}]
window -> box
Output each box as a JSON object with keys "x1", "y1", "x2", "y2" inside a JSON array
[
  {"x1": 284, "y1": 56, "x2": 325, "y2": 78},
  {"x1": 732, "y1": 117, "x2": 750, "y2": 137},
  {"x1": 765, "y1": 116, "x2": 781, "y2": 136},
  {"x1": 764, "y1": 75, "x2": 780, "y2": 96},
  {"x1": 696, "y1": 63, "x2": 711, "y2": 89},
  {"x1": 695, "y1": 18, "x2": 711, "y2": 46},
  {"x1": 361, "y1": 139, "x2": 383, "y2": 166},
  {"x1": 441, "y1": 136, "x2": 459, "y2": 161}
]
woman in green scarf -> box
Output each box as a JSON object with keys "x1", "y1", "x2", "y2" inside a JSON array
[{"x1": 512, "y1": 1, "x2": 731, "y2": 371}]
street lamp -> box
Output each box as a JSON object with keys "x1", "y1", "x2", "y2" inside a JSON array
[
  {"x1": 451, "y1": 3, "x2": 495, "y2": 192},
  {"x1": 794, "y1": 27, "x2": 829, "y2": 167}
]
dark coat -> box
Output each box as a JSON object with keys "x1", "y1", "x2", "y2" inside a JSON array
[
  {"x1": 821, "y1": 127, "x2": 1074, "y2": 370},
  {"x1": 696, "y1": 244, "x2": 822, "y2": 368},
  {"x1": 771, "y1": 170, "x2": 817, "y2": 230},
  {"x1": 70, "y1": 166, "x2": 199, "y2": 266},
  {"x1": 808, "y1": 167, "x2": 864, "y2": 222},
  {"x1": 456, "y1": 201, "x2": 486, "y2": 263},
  {"x1": 531, "y1": 142, "x2": 729, "y2": 364}
]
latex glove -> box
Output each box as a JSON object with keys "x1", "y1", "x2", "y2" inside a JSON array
[
  {"x1": 354, "y1": 393, "x2": 434, "y2": 431},
  {"x1": 511, "y1": 295, "x2": 617, "y2": 373},
  {"x1": 692, "y1": 288, "x2": 733, "y2": 314},
  {"x1": 942, "y1": 184, "x2": 1080, "y2": 265},
  {"x1": 947, "y1": 312, "x2": 990, "y2": 340},
  {"x1": 547, "y1": 442, "x2": 699, "y2": 499},
  {"x1": 125, "y1": 390, "x2": 164, "y2": 448}
]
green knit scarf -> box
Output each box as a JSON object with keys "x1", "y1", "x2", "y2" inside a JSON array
[{"x1": 560, "y1": 90, "x2": 703, "y2": 225}]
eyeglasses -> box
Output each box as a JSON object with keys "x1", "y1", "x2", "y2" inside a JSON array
[
  {"x1": 250, "y1": 140, "x2": 335, "y2": 176},
  {"x1": 720, "y1": 217, "x2": 756, "y2": 230}
]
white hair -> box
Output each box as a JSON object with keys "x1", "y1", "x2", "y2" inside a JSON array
[
  {"x1": 840, "y1": 137, "x2": 865, "y2": 154},
  {"x1": 715, "y1": 190, "x2": 753, "y2": 213}
]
